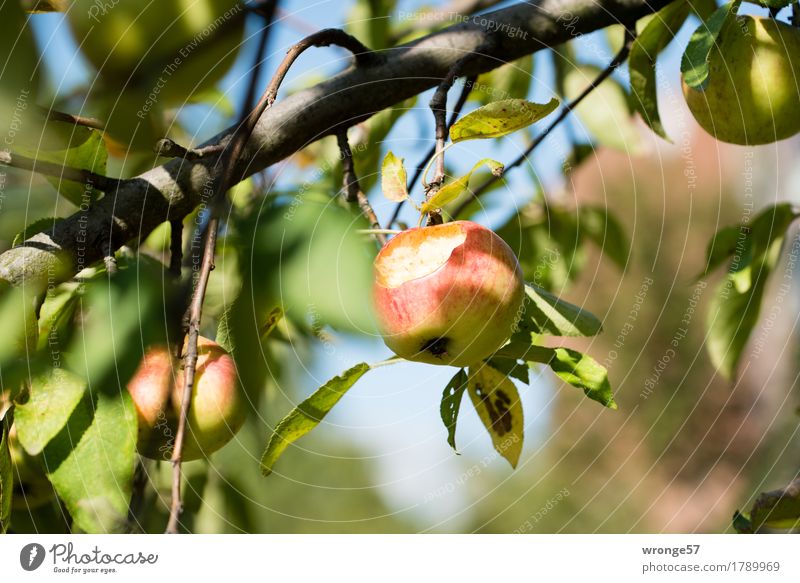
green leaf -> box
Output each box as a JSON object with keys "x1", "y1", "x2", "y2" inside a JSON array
[
  {"x1": 732, "y1": 510, "x2": 753, "y2": 534},
  {"x1": 381, "y1": 151, "x2": 408, "y2": 202},
  {"x1": 579, "y1": 205, "x2": 629, "y2": 269},
  {"x1": 749, "y1": 478, "x2": 800, "y2": 530},
  {"x1": 498, "y1": 336, "x2": 616, "y2": 409},
  {"x1": 521, "y1": 283, "x2": 603, "y2": 337},
  {"x1": 487, "y1": 356, "x2": 530, "y2": 385},
  {"x1": 548, "y1": 348, "x2": 617, "y2": 409},
  {"x1": 261, "y1": 363, "x2": 371, "y2": 476},
  {"x1": 36, "y1": 282, "x2": 81, "y2": 352},
  {"x1": 12, "y1": 217, "x2": 64, "y2": 248},
  {"x1": 65, "y1": 261, "x2": 170, "y2": 396},
  {"x1": 470, "y1": 55, "x2": 534, "y2": 105},
  {"x1": 751, "y1": 0, "x2": 793, "y2": 8},
  {"x1": 467, "y1": 364, "x2": 524, "y2": 468},
  {"x1": 0, "y1": 283, "x2": 40, "y2": 366},
  {"x1": 439, "y1": 368, "x2": 467, "y2": 451},
  {"x1": 700, "y1": 223, "x2": 745, "y2": 278},
  {"x1": 629, "y1": 1, "x2": 691, "y2": 140},
  {"x1": 562, "y1": 64, "x2": 642, "y2": 152},
  {"x1": 0, "y1": 1, "x2": 39, "y2": 139},
  {"x1": 420, "y1": 158, "x2": 503, "y2": 214},
  {"x1": 0, "y1": 415, "x2": 12, "y2": 533},
  {"x1": 15, "y1": 368, "x2": 87, "y2": 456},
  {"x1": 42, "y1": 390, "x2": 137, "y2": 533},
  {"x1": 705, "y1": 204, "x2": 799, "y2": 379},
  {"x1": 449, "y1": 98, "x2": 559, "y2": 143},
  {"x1": 681, "y1": 1, "x2": 741, "y2": 90}
]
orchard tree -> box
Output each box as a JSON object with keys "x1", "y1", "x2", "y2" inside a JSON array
[{"x1": 0, "y1": 0, "x2": 798, "y2": 533}]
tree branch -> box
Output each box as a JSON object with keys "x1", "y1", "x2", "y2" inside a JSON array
[
  {"x1": 0, "y1": 151, "x2": 120, "y2": 193},
  {"x1": 0, "y1": 0, "x2": 672, "y2": 288},
  {"x1": 336, "y1": 130, "x2": 386, "y2": 246}
]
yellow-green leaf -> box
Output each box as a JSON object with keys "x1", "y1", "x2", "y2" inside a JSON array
[
  {"x1": 420, "y1": 158, "x2": 503, "y2": 214},
  {"x1": 261, "y1": 363, "x2": 371, "y2": 476},
  {"x1": 381, "y1": 151, "x2": 408, "y2": 202},
  {"x1": 467, "y1": 364, "x2": 524, "y2": 468},
  {"x1": 449, "y1": 98, "x2": 559, "y2": 143}
]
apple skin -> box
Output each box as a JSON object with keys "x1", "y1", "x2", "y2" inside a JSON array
[
  {"x1": 127, "y1": 337, "x2": 245, "y2": 461},
  {"x1": 66, "y1": 0, "x2": 243, "y2": 104},
  {"x1": 683, "y1": 15, "x2": 800, "y2": 145},
  {"x1": 374, "y1": 221, "x2": 524, "y2": 366}
]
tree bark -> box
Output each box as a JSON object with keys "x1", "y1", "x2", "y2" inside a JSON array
[{"x1": 0, "y1": 0, "x2": 672, "y2": 286}]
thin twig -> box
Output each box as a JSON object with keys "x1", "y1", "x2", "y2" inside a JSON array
[
  {"x1": 169, "y1": 219, "x2": 183, "y2": 278},
  {"x1": 0, "y1": 150, "x2": 120, "y2": 192},
  {"x1": 423, "y1": 48, "x2": 492, "y2": 226},
  {"x1": 386, "y1": 75, "x2": 476, "y2": 228},
  {"x1": 452, "y1": 28, "x2": 636, "y2": 218},
  {"x1": 336, "y1": 130, "x2": 386, "y2": 246},
  {"x1": 262, "y1": 28, "x2": 377, "y2": 109},
  {"x1": 42, "y1": 107, "x2": 105, "y2": 131},
  {"x1": 165, "y1": 0, "x2": 280, "y2": 535},
  {"x1": 154, "y1": 138, "x2": 224, "y2": 161}
]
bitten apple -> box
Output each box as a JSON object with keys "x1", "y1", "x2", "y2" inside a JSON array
[
  {"x1": 373, "y1": 221, "x2": 524, "y2": 366},
  {"x1": 127, "y1": 337, "x2": 245, "y2": 461},
  {"x1": 683, "y1": 15, "x2": 800, "y2": 145}
]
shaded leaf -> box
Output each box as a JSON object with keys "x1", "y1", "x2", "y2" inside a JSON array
[
  {"x1": 470, "y1": 55, "x2": 534, "y2": 105},
  {"x1": 487, "y1": 356, "x2": 530, "y2": 384},
  {"x1": 700, "y1": 223, "x2": 745, "y2": 278},
  {"x1": 439, "y1": 368, "x2": 467, "y2": 451},
  {"x1": 563, "y1": 65, "x2": 642, "y2": 152},
  {"x1": 732, "y1": 510, "x2": 753, "y2": 534},
  {"x1": 681, "y1": 1, "x2": 741, "y2": 90},
  {"x1": 420, "y1": 158, "x2": 503, "y2": 214},
  {"x1": 261, "y1": 363, "x2": 371, "y2": 476},
  {"x1": 521, "y1": 283, "x2": 603, "y2": 337},
  {"x1": 579, "y1": 205, "x2": 629, "y2": 269},
  {"x1": 449, "y1": 98, "x2": 559, "y2": 143},
  {"x1": 0, "y1": 415, "x2": 11, "y2": 533},
  {"x1": 42, "y1": 391, "x2": 137, "y2": 533},
  {"x1": 467, "y1": 364, "x2": 524, "y2": 468},
  {"x1": 629, "y1": 1, "x2": 691, "y2": 139},
  {"x1": 15, "y1": 368, "x2": 87, "y2": 456},
  {"x1": 12, "y1": 217, "x2": 63, "y2": 248},
  {"x1": 381, "y1": 151, "x2": 408, "y2": 202}
]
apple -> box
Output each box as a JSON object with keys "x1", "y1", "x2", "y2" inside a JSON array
[
  {"x1": 683, "y1": 15, "x2": 800, "y2": 145},
  {"x1": 373, "y1": 221, "x2": 524, "y2": 366},
  {"x1": 66, "y1": 0, "x2": 244, "y2": 104},
  {"x1": 127, "y1": 336, "x2": 245, "y2": 461}
]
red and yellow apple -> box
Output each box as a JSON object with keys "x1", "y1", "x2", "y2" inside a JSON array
[
  {"x1": 373, "y1": 221, "x2": 524, "y2": 366},
  {"x1": 127, "y1": 336, "x2": 245, "y2": 461},
  {"x1": 683, "y1": 15, "x2": 800, "y2": 145}
]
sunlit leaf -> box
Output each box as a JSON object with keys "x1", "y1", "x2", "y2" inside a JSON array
[
  {"x1": 497, "y1": 335, "x2": 616, "y2": 409},
  {"x1": 705, "y1": 204, "x2": 799, "y2": 379},
  {"x1": 521, "y1": 283, "x2": 603, "y2": 337},
  {"x1": 420, "y1": 158, "x2": 503, "y2": 214},
  {"x1": 15, "y1": 368, "x2": 87, "y2": 456},
  {"x1": 449, "y1": 98, "x2": 559, "y2": 143},
  {"x1": 681, "y1": 1, "x2": 741, "y2": 90},
  {"x1": 629, "y1": 1, "x2": 691, "y2": 140},
  {"x1": 439, "y1": 368, "x2": 467, "y2": 451},
  {"x1": 261, "y1": 363, "x2": 371, "y2": 476},
  {"x1": 749, "y1": 478, "x2": 800, "y2": 530},
  {"x1": 42, "y1": 390, "x2": 137, "y2": 533},
  {"x1": 381, "y1": 151, "x2": 408, "y2": 202},
  {"x1": 467, "y1": 364, "x2": 524, "y2": 468}
]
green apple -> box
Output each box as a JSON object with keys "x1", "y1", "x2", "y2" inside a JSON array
[
  {"x1": 683, "y1": 15, "x2": 800, "y2": 145},
  {"x1": 127, "y1": 336, "x2": 246, "y2": 461},
  {"x1": 373, "y1": 221, "x2": 525, "y2": 366},
  {"x1": 66, "y1": 0, "x2": 244, "y2": 104}
]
